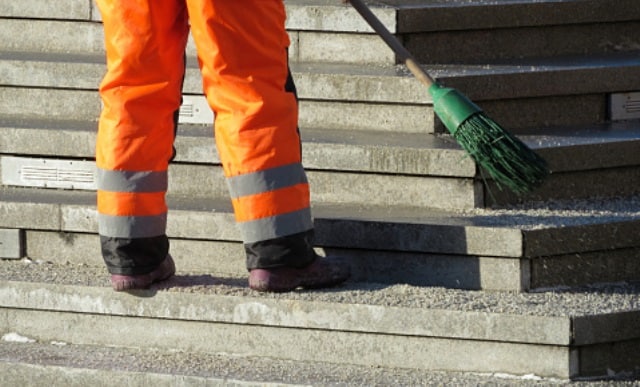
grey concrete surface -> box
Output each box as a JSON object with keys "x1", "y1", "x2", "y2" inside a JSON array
[
  {"x1": 0, "y1": 186, "x2": 519, "y2": 256},
  {"x1": 3, "y1": 51, "x2": 640, "y2": 133},
  {"x1": 7, "y1": 0, "x2": 640, "y2": 36},
  {"x1": 0, "y1": 341, "x2": 599, "y2": 386},
  {"x1": 2, "y1": 186, "x2": 640, "y2": 258},
  {"x1": 0, "y1": 229, "x2": 23, "y2": 259},
  {"x1": 19, "y1": 226, "x2": 640, "y2": 292},
  {"x1": 1, "y1": 271, "x2": 640, "y2": 378},
  {"x1": 286, "y1": 0, "x2": 396, "y2": 33},
  {"x1": 488, "y1": 166, "x2": 640, "y2": 206},
  {"x1": 386, "y1": 0, "x2": 640, "y2": 30},
  {"x1": 23, "y1": 229, "x2": 530, "y2": 291},
  {"x1": 0, "y1": 19, "x2": 104, "y2": 55},
  {"x1": 3, "y1": 0, "x2": 640, "y2": 382},
  {"x1": 531, "y1": 248, "x2": 640, "y2": 290},
  {"x1": 3, "y1": 1, "x2": 640, "y2": 65},
  {"x1": 0, "y1": 88, "x2": 100, "y2": 122},
  {"x1": 2, "y1": 186, "x2": 640, "y2": 291},
  {"x1": 1, "y1": 305, "x2": 577, "y2": 377},
  {"x1": 0, "y1": 153, "x2": 481, "y2": 209},
  {"x1": 0, "y1": 118, "x2": 475, "y2": 176},
  {"x1": 295, "y1": 31, "x2": 394, "y2": 65},
  {"x1": 0, "y1": 0, "x2": 91, "y2": 21},
  {"x1": 4, "y1": 117, "x2": 640, "y2": 177},
  {"x1": 406, "y1": 22, "x2": 640, "y2": 64},
  {"x1": 5, "y1": 51, "x2": 640, "y2": 105},
  {"x1": 0, "y1": 280, "x2": 573, "y2": 345}
]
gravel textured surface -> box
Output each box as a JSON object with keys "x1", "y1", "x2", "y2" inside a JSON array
[
  {"x1": 2, "y1": 259, "x2": 640, "y2": 385},
  {"x1": 0, "y1": 340, "x2": 638, "y2": 386},
  {"x1": 2, "y1": 259, "x2": 640, "y2": 318},
  {"x1": 461, "y1": 194, "x2": 640, "y2": 229}
]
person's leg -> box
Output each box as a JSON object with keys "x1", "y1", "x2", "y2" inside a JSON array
[
  {"x1": 95, "y1": 0, "x2": 189, "y2": 290},
  {"x1": 186, "y1": 0, "x2": 349, "y2": 291}
]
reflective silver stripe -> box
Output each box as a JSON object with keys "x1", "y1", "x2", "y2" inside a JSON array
[
  {"x1": 238, "y1": 208, "x2": 313, "y2": 244},
  {"x1": 96, "y1": 168, "x2": 168, "y2": 193},
  {"x1": 227, "y1": 163, "x2": 308, "y2": 199},
  {"x1": 98, "y1": 213, "x2": 167, "y2": 238}
]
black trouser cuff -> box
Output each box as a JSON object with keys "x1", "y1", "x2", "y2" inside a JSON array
[
  {"x1": 245, "y1": 229, "x2": 316, "y2": 270},
  {"x1": 101, "y1": 235, "x2": 170, "y2": 275}
]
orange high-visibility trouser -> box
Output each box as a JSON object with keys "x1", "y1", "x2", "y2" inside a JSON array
[{"x1": 96, "y1": 0, "x2": 315, "y2": 275}]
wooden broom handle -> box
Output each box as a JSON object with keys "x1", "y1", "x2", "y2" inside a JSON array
[{"x1": 348, "y1": 0, "x2": 436, "y2": 88}]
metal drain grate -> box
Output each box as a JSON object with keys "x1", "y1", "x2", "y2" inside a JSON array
[
  {"x1": 1, "y1": 156, "x2": 96, "y2": 190},
  {"x1": 610, "y1": 92, "x2": 640, "y2": 120}
]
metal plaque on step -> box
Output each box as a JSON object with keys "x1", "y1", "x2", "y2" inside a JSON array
[
  {"x1": 610, "y1": 92, "x2": 640, "y2": 120},
  {"x1": 1, "y1": 156, "x2": 96, "y2": 190},
  {"x1": 179, "y1": 95, "x2": 214, "y2": 124}
]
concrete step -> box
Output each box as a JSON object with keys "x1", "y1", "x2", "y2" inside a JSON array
[
  {"x1": 0, "y1": 118, "x2": 482, "y2": 210},
  {"x1": 2, "y1": 51, "x2": 640, "y2": 132},
  {"x1": 3, "y1": 116, "x2": 640, "y2": 207},
  {"x1": 1, "y1": 272, "x2": 639, "y2": 380},
  {"x1": 1, "y1": 186, "x2": 639, "y2": 291},
  {"x1": 2, "y1": 340, "x2": 585, "y2": 386},
  {"x1": 2, "y1": 0, "x2": 639, "y2": 65}
]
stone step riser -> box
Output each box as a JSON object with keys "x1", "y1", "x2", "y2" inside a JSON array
[
  {"x1": 0, "y1": 83, "x2": 615, "y2": 135},
  {"x1": 0, "y1": 18, "x2": 393, "y2": 66},
  {"x1": 2, "y1": 281, "x2": 639, "y2": 378},
  {"x1": 4, "y1": 50, "x2": 640, "y2": 133},
  {"x1": 0, "y1": 122, "x2": 477, "y2": 178},
  {"x1": 6, "y1": 188, "x2": 636, "y2": 257},
  {"x1": 2, "y1": 12, "x2": 639, "y2": 66},
  {"x1": 0, "y1": 86, "x2": 437, "y2": 134},
  {"x1": 0, "y1": 362, "x2": 239, "y2": 387},
  {"x1": 6, "y1": 133, "x2": 640, "y2": 208},
  {"x1": 5, "y1": 54, "x2": 639, "y2": 107},
  {"x1": 9, "y1": 0, "x2": 640, "y2": 34},
  {"x1": 1, "y1": 305, "x2": 575, "y2": 378},
  {"x1": 405, "y1": 21, "x2": 640, "y2": 65},
  {"x1": 18, "y1": 230, "x2": 530, "y2": 291},
  {"x1": 4, "y1": 116, "x2": 640, "y2": 207},
  {"x1": 5, "y1": 152, "x2": 640, "y2": 209},
  {"x1": 16, "y1": 228, "x2": 640, "y2": 292},
  {"x1": 0, "y1": 155, "x2": 481, "y2": 210},
  {"x1": 2, "y1": 186, "x2": 640, "y2": 291}
]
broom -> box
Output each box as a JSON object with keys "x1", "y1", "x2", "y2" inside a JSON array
[{"x1": 348, "y1": 0, "x2": 549, "y2": 194}]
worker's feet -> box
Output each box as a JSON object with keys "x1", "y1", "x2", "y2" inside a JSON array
[
  {"x1": 110, "y1": 255, "x2": 175, "y2": 291},
  {"x1": 249, "y1": 255, "x2": 350, "y2": 292}
]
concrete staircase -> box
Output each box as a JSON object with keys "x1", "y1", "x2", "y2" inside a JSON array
[{"x1": 1, "y1": 0, "x2": 640, "y2": 382}]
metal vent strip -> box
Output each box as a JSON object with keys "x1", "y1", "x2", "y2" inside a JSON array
[
  {"x1": 610, "y1": 92, "x2": 640, "y2": 120},
  {"x1": 1, "y1": 156, "x2": 96, "y2": 190},
  {"x1": 179, "y1": 95, "x2": 214, "y2": 124}
]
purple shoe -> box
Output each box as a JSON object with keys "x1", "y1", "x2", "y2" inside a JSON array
[
  {"x1": 110, "y1": 255, "x2": 176, "y2": 291},
  {"x1": 249, "y1": 255, "x2": 350, "y2": 292}
]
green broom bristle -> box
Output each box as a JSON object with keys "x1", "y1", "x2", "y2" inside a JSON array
[
  {"x1": 428, "y1": 83, "x2": 549, "y2": 194},
  {"x1": 454, "y1": 113, "x2": 549, "y2": 194}
]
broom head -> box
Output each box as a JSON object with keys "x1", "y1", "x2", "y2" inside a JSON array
[{"x1": 429, "y1": 84, "x2": 549, "y2": 194}]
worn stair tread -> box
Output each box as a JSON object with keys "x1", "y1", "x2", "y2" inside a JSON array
[
  {"x1": 290, "y1": 0, "x2": 640, "y2": 33},
  {"x1": 372, "y1": 0, "x2": 640, "y2": 32},
  {"x1": 2, "y1": 262, "x2": 640, "y2": 379},
  {"x1": 6, "y1": 0, "x2": 640, "y2": 33},
  {"x1": 2, "y1": 184, "x2": 640, "y2": 230},
  {"x1": 2, "y1": 186, "x2": 640, "y2": 259},
  {"x1": 1, "y1": 264, "x2": 640, "y2": 346},
  {"x1": 3, "y1": 114, "x2": 640, "y2": 176},
  {"x1": 0, "y1": 341, "x2": 588, "y2": 386},
  {"x1": 2, "y1": 50, "x2": 639, "y2": 103},
  {"x1": 0, "y1": 114, "x2": 475, "y2": 178}
]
